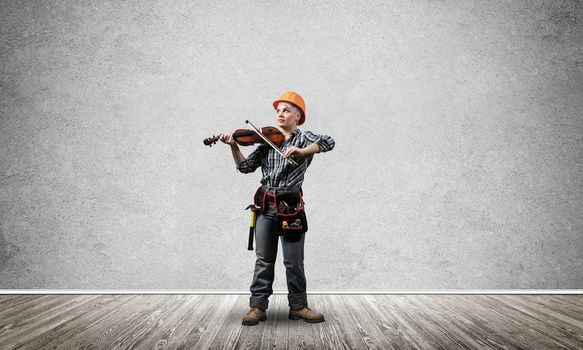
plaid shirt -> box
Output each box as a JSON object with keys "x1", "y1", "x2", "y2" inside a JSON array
[{"x1": 236, "y1": 128, "x2": 335, "y2": 192}]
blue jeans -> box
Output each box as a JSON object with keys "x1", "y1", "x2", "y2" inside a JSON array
[{"x1": 249, "y1": 202, "x2": 307, "y2": 310}]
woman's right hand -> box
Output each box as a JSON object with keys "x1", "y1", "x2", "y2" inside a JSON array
[{"x1": 219, "y1": 132, "x2": 236, "y2": 145}]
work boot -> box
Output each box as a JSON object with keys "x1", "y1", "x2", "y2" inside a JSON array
[
  {"x1": 289, "y1": 307, "x2": 325, "y2": 323},
  {"x1": 242, "y1": 307, "x2": 266, "y2": 326}
]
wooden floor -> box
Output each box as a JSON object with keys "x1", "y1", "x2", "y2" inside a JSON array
[{"x1": 0, "y1": 294, "x2": 582, "y2": 349}]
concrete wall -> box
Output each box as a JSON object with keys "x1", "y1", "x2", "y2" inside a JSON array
[{"x1": 1, "y1": 0, "x2": 581, "y2": 289}]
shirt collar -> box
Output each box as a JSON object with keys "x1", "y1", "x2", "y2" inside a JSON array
[
  {"x1": 292, "y1": 128, "x2": 301, "y2": 137},
  {"x1": 286, "y1": 128, "x2": 301, "y2": 143}
]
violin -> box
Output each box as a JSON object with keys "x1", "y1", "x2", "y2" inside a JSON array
[
  {"x1": 203, "y1": 120, "x2": 299, "y2": 166},
  {"x1": 203, "y1": 126, "x2": 284, "y2": 147}
]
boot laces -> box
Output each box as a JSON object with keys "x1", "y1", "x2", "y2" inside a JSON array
[
  {"x1": 248, "y1": 307, "x2": 263, "y2": 314},
  {"x1": 293, "y1": 307, "x2": 311, "y2": 312}
]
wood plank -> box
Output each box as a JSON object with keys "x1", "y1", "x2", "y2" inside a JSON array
[
  {"x1": 99, "y1": 295, "x2": 204, "y2": 350},
  {"x1": 13, "y1": 295, "x2": 137, "y2": 350},
  {"x1": 160, "y1": 294, "x2": 216, "y2": 350},
  {"x1": 377, "y1": 294, "x2": 446, "y2": 349},
  {"x1": 413, "y1": 295, "x2": 511, "y2": 350},
  {"x1": 256, "y1": 293, "x2": 285, "y2": 350},
  {"x1": 174, "y1": 295, "x2": 238, "y2": 349},
  {"x1": 190, "y1": 295, "x2": 239, "y2": 350},
  {"x1": 67, "y1": 295, "x2": 171, "y2": 350},
  {"x1": 0, "y1": 294, "x2": 71, "y2": 323},
  {"x1": 325, "y1": 294, "x2": 369, "y2": 349},
  {"x1": 141, "y1": 295, "x2": 208, "y2": 350},
  {"x1": 339, "y1": 294, "x2": 395, "y2": 350},
  {"x1": 400, "y1": 295, "x2": 472, "y2": 349},
  {"x1": 0, "y1": 295, "x2": 104, "y2": 349},
  {"x1": 0, "y1": 295, "x2": 44, "y2": 309},
  {"x1": 553, "y1": 295, "x2": 583, "y2": 308},
  {"x1": 358, "y1": 294, "x2": 418, "y2": 350},
  {"x1": 206, "y1": 295, "x2": 247, "y2": 349},
  {"x1": 512, "y1": 295, "x2": 583, "y2": 325},
  {"x1": 304, "y1": 295, "x2": 331, "y2": 350},
  {"x1": 287, "y1": 295, "x2": 316, "y2": 350},
  {"x1": 273, "y1": 294, "x2": 291, "y2": 350},
  {"x1": 534, "y1": 295, "x2": 583, "y2": 313},
  {"x1": 1, "y1": 295, "x2": 63, "y2": 339},
  {"x1": 233, "y1": 294, "x2": 270, "y2": 349},
  {"x1": 466, "y1": 295, "x2": 568, "y2": 349},
  {"x1": 429, "y1": 295, "x2": 534, "y2": 350},
  {"x1": 105, "y1": 295, "x2": 195, "y2": 349},
  {"x1": 313, "y1": 293, "x2": 360, "y2": 349},
  {"x1": 0, "y1": 294, "x2": 582, "y2": 350},
  {"x1": 97, "y1": 295, "x2": 194, "y2": 350},
  {"x1": 483, "y1": 295, "x2": 583, "y2": 349}
]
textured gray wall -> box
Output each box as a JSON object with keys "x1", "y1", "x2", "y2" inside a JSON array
[{"x1": 1, "y1": 0, "x2": 582, "y2": 290}]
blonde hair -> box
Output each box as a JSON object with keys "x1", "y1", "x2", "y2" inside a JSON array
[{"x1": 278, "y1": 102, "x2": 302, "y2": 120}]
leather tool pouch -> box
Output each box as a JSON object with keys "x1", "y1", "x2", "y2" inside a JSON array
[
  {"x1": 253, "y1": 187, "x2": 308, "y2": 242},
  {"x1": 253, "y1": 187, "x2": 267, "y2": 212},
  {"x1": 275, "y1": 191, "x2": 307, "y2": 242}
]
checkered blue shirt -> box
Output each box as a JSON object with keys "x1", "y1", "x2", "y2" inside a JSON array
[{"x1": 237, "y1": 128, "x2": 335, "y2": 192}]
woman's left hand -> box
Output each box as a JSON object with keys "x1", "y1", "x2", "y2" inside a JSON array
[{"x1": 282, "y1": 146, "x2": 305, "y2": 158}]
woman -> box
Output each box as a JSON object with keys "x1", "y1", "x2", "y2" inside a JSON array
[{"x1": 219, "y1": 91, "x2": 335, "y2": 326}]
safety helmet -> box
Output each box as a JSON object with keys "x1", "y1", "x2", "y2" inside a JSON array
[{"x1": 273, "y1": 91, "x2": 306, "y2": 125}]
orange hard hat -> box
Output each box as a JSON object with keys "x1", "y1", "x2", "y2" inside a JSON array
[{"x1": 273, "y1": 91, "x2": 306, "y2": 125}]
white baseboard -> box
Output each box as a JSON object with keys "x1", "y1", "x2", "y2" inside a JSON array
[{"x1": 1, "y1": 289, "x2": 582, "y2": 294}]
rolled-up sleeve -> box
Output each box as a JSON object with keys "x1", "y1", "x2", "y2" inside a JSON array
[
  {"x1": 237, "y1": 144, "x2": 264, "y2": 173},
  {"x1": 304, "y1": 131, "x2": 336, "y2": 153}
]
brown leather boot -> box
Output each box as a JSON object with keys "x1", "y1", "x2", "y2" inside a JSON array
[
  {"x1": 289, "y1": 307, "x2": 325, "y2": 323},
  {"x1": 242, "y1": 307, "x2": 267, "y2": 326}
]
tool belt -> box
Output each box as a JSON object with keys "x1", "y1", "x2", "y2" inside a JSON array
[{"x1": 246, "y1": 186, "x2": 308, "y2": 250}]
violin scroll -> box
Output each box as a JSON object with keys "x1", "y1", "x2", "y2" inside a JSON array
[{"x1": 203, "y1": 135, "x2": 220, "y2": 147}]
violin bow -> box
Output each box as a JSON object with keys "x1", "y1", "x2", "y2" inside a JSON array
[{"x1": 245, "y1": 120, "x2": 299, "y2": 166}]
